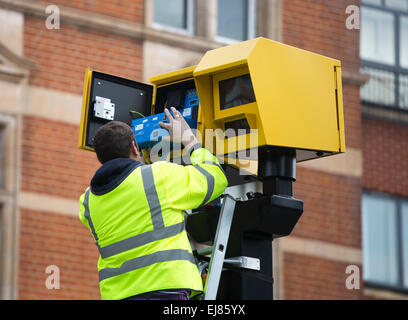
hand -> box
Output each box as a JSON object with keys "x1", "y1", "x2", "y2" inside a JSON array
[{"x1": 159, "y1": 107, "x2": 199, "y2": 148}]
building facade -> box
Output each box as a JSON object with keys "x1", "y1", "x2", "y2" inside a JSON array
[{"x1": 0, "y1": 0, "x2": 406, "y2": 299}]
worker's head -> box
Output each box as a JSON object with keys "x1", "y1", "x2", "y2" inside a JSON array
[{"x1": 93, "y1": 121, "x2": 143, "y2": 164}]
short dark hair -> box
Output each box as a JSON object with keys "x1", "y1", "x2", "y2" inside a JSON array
[{"x1": 93, "y1": 121, "x2": 135, "y2": 164}]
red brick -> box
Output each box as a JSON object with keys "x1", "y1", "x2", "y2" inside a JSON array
[
  {"x1": 24, "y1": 17, "x2": 143, "y2": 95},
  {"x1": 342, "y1": 84, "x2": 363, "y2": 149},
  {"x1": 40, "y1": 0, "x2": 144, "y2": 24},
  {"x1": 18, "y1": 209, "x2": 100, "y2": 300},
  {"x1": 21, "y1": 115, "x2": 100, "y2": 199},
  {"x1": 293, "y1": 168, "x2": 362, "y2": 248},
  {"x1": 282, "y1": 0, "x2": 360, "y2": 72},
  {"x1": 283, "y1": 252, "x2": 364, "y2": 300},
  {"x1": 362, "y1": 117, "x2": 408, "y2": 197}
]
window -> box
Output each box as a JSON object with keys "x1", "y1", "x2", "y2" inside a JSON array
[
  {"x1": 0, "y1": 123, "x2": 7, "y2": 299},
  {"x1": 0, "y1": 114, "x2": 17, "y2": 299},
  {"x1": 0, "y1": 206, "x2": 3, "y2": 299},
  {"x1": 217, "y1": 0, "x2": 257, "y2": 42},
  {"x1": 219, "y1": 74, "x2": 256, "y2": 110},
  {"x1": 0, "y1": 123, "x2": 5, "y2": 190},
  {"x1": 362, "y1": 192, "x2": 408, "y2": 292},
  {"x1": 360, "y1": 0, "x2": 408, "y2": 110},
  {"x1": 403, "y1": 203, "x2": 408, "y2": 287},
  {"x1": 152, "y1": 0, "x2": 194, "y2": 34}
]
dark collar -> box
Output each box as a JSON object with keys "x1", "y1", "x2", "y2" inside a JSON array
[{"x1": 90, "y1": 158, "x2": 143, "y2": 195}]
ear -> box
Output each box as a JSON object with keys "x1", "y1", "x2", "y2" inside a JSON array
[{"x1": 130, "y1": 140, "x2": 140, "y2": 157}]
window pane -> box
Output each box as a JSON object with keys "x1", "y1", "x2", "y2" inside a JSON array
[
  {"x1": 362, "y1": 194, "x2": 399, "y2": 285},
  {"x1": 0, "y1": 206, "x2": 3, "y2": 298},
  {"x1": 400, "y1": 16, "x2": 408, "y2": 68},
  {"x1": 219, "y1": 74, "x2": 256, "y2": 109},
  {"x1": 154, "y1": 0, "x2": 186, "y2": 30},
  {"x1": 361, "y1": 7, "x2": 395, "y2": 65},
  {"x1": 217, "y1": 0, "x2": 247, "y2": 40},
  {"x1": 399, "y1": 74, "x2": 408, "y2": 109},
  {"x1": 385, "y1": 0, "x2": 408, "y2": 10},
  {"x1": 361, "y1": 66, "x2": 396, "y2": 106},
  {"x1": 362, "y1": 0, "x2": 382, "y2": 5},
  {"x1": 402, "y1": 203, "x2": 408, "y2": 288},
  {"x1": 0, "y1": 124, "x2": 5, "y2": 189}
]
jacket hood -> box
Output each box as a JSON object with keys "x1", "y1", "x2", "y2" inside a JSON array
[{"x1": 90, "y1": 158, "x2": 143, "y2": 195}]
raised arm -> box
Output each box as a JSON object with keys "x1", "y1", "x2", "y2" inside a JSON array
[{"x1": 158, "y1": 107, "x2": 228, "y2": 210}]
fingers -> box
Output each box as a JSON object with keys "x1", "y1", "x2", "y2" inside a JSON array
[
  {"x1": 171, "y1": 107, "x2": 179, "y2": 118},
  {"x1": 164, "y1": 108, "x2": 174, "y2": 122},
  {"x1": 159, "y1": 121, "x2": 171, "y2": 129},
  {"x1": 171, "y1": 107, "x2": 184, "y2": 120},
  {"x1": 160, "y1": 107, "x2": 183, "y2": 129}
]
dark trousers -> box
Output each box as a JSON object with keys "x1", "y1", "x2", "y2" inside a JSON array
[{"x1": 124, "y1": 289, "x2": 190, "y2": 300}]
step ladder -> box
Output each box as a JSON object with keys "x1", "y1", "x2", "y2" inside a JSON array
[{"x1": 193, "y1": 194, "x2": 261, "y2": 300}]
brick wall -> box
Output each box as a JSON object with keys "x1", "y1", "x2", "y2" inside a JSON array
[
  {"x1": 21, "y1": 115, "x2": 99, "y2": 199},
  {"x1": 293, "y1": 168, "x2": 362, "y2": 248},
  {"x1": 362, "y1": 117, "x2": 408, "y2": 198},
  {"x1": 42, "y1": 0, "x2": 144, "y2": 23},
  {"x1": 283, "y1": 252, "x2": 363, "y2": 300},
  {"x1": 282, "y1": 0, "x2": 360, "y2": 72},
  {"x1": 18, "y1": 208, "x2": 100, "y2": 299},
  {"x1": 342, "y1": 84, "x2": 363, "y2": 149},
  {"x1": 24, "y1": 16, "x2": 143, "y2": 95}
]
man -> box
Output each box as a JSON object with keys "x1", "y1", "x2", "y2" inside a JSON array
[{"x1": 78, "y1": 107, "x2": 228, "y2": 300}]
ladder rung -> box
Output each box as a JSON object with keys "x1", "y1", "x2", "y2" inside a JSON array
[
  {"x1": 224, "y1": 256, "x2": 260, "y2": 271},
  {"x1": 196, "y1": 246, "x2": 213, "y2": 256}
]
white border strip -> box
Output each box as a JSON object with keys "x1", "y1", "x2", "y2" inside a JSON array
[
  {"x1": 278, "y1": 236, "x2": 362, "y2": 264},
  {"x1": 19, "y1": 191, "x2": 79, "y2": 216}
]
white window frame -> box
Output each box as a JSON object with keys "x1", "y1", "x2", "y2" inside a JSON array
[
  {"x1": 360, "y1": 0, "x2": 408, "y2": 110},
  {"x1": 151, "y1": 0, "x2": 195, "y2": 36},
  {"x1": 362, "y1": 191, "x2": 408, "y2": 293},
  {"x1": 215, "y1": 0, "x2": 257, "y2": 44},
  {"x1": 0, "y1": 113, "x2": 18, "y2": 300}
]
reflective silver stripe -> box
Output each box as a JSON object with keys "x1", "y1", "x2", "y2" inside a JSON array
[
  {"x1": 99, "y1": 221, "x2": 186, "y2": 259},
  {"x1": 99, "y1": 249, "x2": 196, "y2": 282},
  {"x1": 141, "y1": 165, "x2": 165, "y2": 229},
  {"x1": 201, "y1": 161, "x2": 226, "y2": 175},
  {"x1": 83, "y1": 189, "x2": 99, "y2": 241},
  {"x1": 193, "y1": 164, "x2": 215, "y2": 207}
]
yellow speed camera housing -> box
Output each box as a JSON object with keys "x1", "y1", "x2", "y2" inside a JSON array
[{"x1": 193, "y1": 37, "x2": 345, "y2": 168}]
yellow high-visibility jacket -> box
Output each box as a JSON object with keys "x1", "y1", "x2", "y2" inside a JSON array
[{"x1": 79, "y1": 147, "x2": 228, "y2": 300}]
